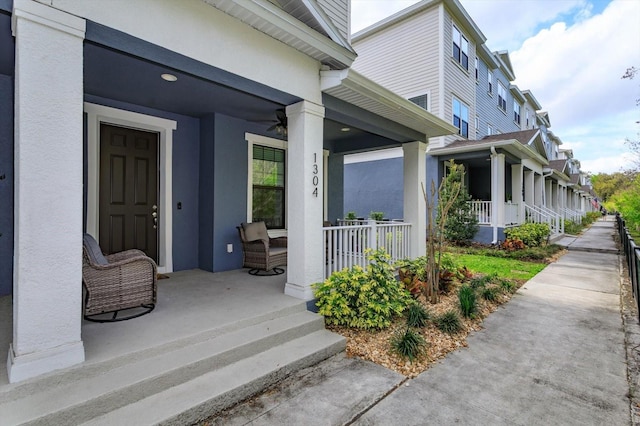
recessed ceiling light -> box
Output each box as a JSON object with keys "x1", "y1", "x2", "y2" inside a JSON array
[
  {"x1": 161, "y1": 73, "x2": 177, "y2": 82},
  {"x1": 341, "y1": 127, "x2": 351, "y2": 132}
]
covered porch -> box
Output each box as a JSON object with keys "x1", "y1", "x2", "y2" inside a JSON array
[
  {"x1": 6, "y1": 0, "x2": 455, "y2": 383},
  {"x1": 0, "y1": 269, "x2": 349, "y2": 424},
  {"x1": 429, "y1": 129, "x2": 556, "y2": 243}
]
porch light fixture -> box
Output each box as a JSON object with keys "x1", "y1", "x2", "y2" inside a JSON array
[
  {"x1": 161, "y1": 73, "x2": 178, "y2": 82},
  {"x1": 341, "y1": 127, "x2": 351, "y2": 132}
]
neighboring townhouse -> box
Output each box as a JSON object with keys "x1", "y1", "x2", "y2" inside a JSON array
[
  {"x1": 1, "y1": 0, "x2": 456, "y2": 384},
  {"x1": 344, "y1": 0, "x2": 593, "y2": 242}
]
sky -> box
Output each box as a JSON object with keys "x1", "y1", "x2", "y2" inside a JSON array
[{"x1": 350, "y1": 0, "x2": 640, "y2": 175}]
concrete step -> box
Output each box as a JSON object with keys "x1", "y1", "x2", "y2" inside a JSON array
[
  {"x1": 0, "y1": 309, "x2": 344, "y2": 425},
  {"x1": 82, "y1": 330, "x2": 346, "y2": 426}
]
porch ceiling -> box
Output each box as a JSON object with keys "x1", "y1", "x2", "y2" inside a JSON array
[{"x1": 84, "y1": 40, "x2": 414, "y2": 149}]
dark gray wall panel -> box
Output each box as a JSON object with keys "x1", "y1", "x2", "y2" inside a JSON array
[
  {"x1": 212, "y1": 114, "x2": 248, "y2": 272},
  {"x1": 0, "y1": 74, "x2": 13, "y2": 296},
  {"x1": 343, "y1": 157, "x2": 403, "y2": 220},
  {"x1": 327, "y1": 153, "x2": 344, "y2": 224},
  {"x1": 199, "y1": 115, "x2": 215, "y2": 272}
]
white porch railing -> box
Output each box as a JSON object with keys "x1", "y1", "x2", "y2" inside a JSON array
[
  {"x1": 504, "y1": 202, "x2": 520, "y2": 226},
  {"x1": 323, "y1": 221, "x2": 412, "y2": 280},
  {"x1": 470, "y1": 201, "x2": 491, "y2": 225},
  {"x1": 539, "y1": 204, "x2": 563, "y2": 234},
  {"x1": 525, "y1": 204, "x2": 562, "y2": 235},
  {"x1": 561, "y1": 207, "x2": 582, "y2": 223}
]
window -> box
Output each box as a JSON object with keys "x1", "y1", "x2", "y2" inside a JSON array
[
  {"x1": 487, "y1": 70, "x2": 493, "y2": 94},
  {"x1": 452, "y1": 25, "x2": 469, "y2": 70},
  {"x1": 513, "y1": 102, "x2": 521, "y2": 124},
  {"x1": 475, "y1": 115, "x2": 479, "y2": 130},
  {"x1": 252, "y1": 145, "x2": 285, "y2": 229},
  {"x1": 487, "y1": 124, "x2": 493, "y2": 136},
  {"x1": 408, "y1": 94, "x2": 428, "y2": 110},
  {"x1": 497, "y1": 82, "x2": 507, "y2": 112},
  {"x1": 453, "y1": 97, "x2": 469, "y2": 138},
  {"x1": 474, "y1": 57, "x2": 479, "y2": 80}
]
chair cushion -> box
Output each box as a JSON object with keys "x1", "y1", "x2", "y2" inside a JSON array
[
  {"x1": 242, "y1": 222, "x2": 269, "y2": 243},
  {"x1": 83, "y1": 233, "x2": 109, "y2": 265}
]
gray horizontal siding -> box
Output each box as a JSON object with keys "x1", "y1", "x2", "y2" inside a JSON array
[{"x1": 317, "y1": 0, "x2": 349, "y2": 41}]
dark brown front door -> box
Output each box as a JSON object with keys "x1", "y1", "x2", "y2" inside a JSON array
[{"x1": 99, "y1": 124, "x2": 159, "y2": 262}]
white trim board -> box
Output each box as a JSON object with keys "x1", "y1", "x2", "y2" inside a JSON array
[
  {"x1": 84, "y1": 102, "x2": 177, "y2": 273},
  {"x1": 344, "y1": 147, "x2": 403, "y2": 164}
]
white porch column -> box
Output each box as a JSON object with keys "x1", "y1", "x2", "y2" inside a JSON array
[
  {"x1": 511, "y1": 164, "x2": 524, "y2": 224},
  {"x1": 524, "y1": 170, "x2": 534, "y2": 207},
  {"x1": 534, "y1": 173, "x2": 543, "y2": 207},
  {"x1": 545, "y1": 179, "x2": 552, "y2": 209},
  {"x1": 9, "y1": 0, "x2": 86, "y2": 382},
  {"x1": 490, "y1": 151, "x2": 505, "y2": 229},
  {"x1": 403, "y1": 142, "x2": 426, "y2": 259},
  {"x1": 284, "y1": 100, "x2": 325, "y2": 300}
]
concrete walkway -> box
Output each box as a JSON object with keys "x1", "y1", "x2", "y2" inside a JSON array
[{"x1": 205, "y1": 219, "x2": 631, "y2": 425}]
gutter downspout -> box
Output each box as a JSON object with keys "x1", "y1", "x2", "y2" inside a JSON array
[{"x1": 490, "y1": 146, "x2": 498, "y2": 244}]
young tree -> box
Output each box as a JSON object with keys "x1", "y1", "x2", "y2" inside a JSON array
[{"x1": 438, "y1": 161, "x2": 479, "y2": 243}]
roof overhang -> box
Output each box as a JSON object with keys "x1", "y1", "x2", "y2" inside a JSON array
[
  {"x1": 321, "y1": 69, "x2": 458, "y2": 140},
  {"x1": 204, "y1": 0, "x2": 357, "y2": 69},
  {"x1": 429, "y1": 138, "x2": 549, "y2": 165},
  {"x1": 543, "y1": 167, "x2": 570, "y2": 182}
]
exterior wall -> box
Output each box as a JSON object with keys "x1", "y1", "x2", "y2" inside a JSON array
[
  {"x1": 352, "y1": 7, "x2": 440, "y2": 114},
  {"x1": 344, "y1": 157, "x2": 403, "y2": 220},
  {"x1": 442, "y1": 7, "x2": 476, "y2": 145},
  {"x1": 46, "y1": 0, "x2": 323, "y2": 104},
  {"x1": 475, "y1": 58, "x2": 519, "y2": 138},
  {"x1": 327, "y1": 153, "x2": 345, "y2": 224},
  {"x1": 475, "y1": 225, "x2": 505, "y2": 244},
  {"x1": 521, "y1": 100, "x2": 538, "y2": 131},
  {"x1": 0, "y1": 74, "x2": 12, "y2": 296},
  {"x1": 318, "y1": 0, "x2": 349, "y2": 41}
]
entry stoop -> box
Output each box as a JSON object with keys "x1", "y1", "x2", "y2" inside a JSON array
[{"x1": 0, "y1": 305, "x2": 345, "y2": 425}]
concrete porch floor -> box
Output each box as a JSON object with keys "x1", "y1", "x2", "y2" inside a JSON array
[{"x1": 0, "y1": 267, "x2": 302, "y2": 387}]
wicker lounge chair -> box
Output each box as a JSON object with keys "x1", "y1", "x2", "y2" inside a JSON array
[
  {"x1": 82, "y1": 233, "x2": 157, "y2": 322},
  {"x1": 237, "y1": 222, "x2": 287, "y2": 275}
]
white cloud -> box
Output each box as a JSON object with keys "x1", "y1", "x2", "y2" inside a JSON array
[
  {"x1": 460, "y1": 0, "x2": 589, "y2": 51},
  {"x1": 510, "y1": 0, "x2": 640, "y2": 173}
]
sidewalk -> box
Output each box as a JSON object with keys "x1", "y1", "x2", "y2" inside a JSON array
[{"x1": 203, "y1": 219, "x2": 632, "y2": 425}]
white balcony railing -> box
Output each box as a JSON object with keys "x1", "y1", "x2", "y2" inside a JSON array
[
  {"x1": 323, "y1": 221, "x2": 411, "y2": 280},
  {"x1": 525, "y1": 203, "x2": 562, "y2": 235},
  {"x1": 470, "y1": 201, "x2": 491, "y2": 225}
]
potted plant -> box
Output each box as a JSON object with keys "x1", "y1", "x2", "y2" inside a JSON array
[{"x1": 369, "y1": 211, "x2": 385, "y2": 221}]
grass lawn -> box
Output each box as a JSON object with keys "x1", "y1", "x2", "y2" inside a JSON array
[{"x1": 455, "y1": 253, "x2": 547, "y2": 281}]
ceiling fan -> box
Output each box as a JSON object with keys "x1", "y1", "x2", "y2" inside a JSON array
[{"x1": 266, "y1": 109, "x2": 288, "y2": 136}]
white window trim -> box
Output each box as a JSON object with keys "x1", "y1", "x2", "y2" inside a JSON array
[
  {"x1": 84, "y1": 102, "x2": 177, "y2": 273},
  {"x1": 246, "y1": 133, "x2": 288, "y2": 237}
]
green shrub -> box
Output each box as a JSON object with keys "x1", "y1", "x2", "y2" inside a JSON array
[
  {"x1": 314, "y1": 249, "x2": 411, "y2": 329},
  {"x1": 481, "y1": 286, "x2": 500, "y2": 301},
  {"x1": 370, "y1": 211, "x2": 385, "y2": 221},
  {"x1": 499, "y1": 279, "x2": 516, "y2": 293},
  {"x1": 390, "y1": 327, "x2": 427, "y2": 362},
  {"x1": 345, "y1": 211, "x2": 357, "y2": 220},
  {"x1": 504, "y1": 222, "x2": 550, "y2": 247},
  {"x1": 470, "y1": 274, "x2": 494, "y2": 289},
  {"x1": 458, "y1": 285, "x2": 477, "y2": 318},
  {"x1": 406, "y1": 302, "x2": 430, "y2": 328},
  {"x1": 435, "y1": 310, "x2": 463, "y2": 334},
  {"x1": 438, "y1": 161, "x2": 479, "y2": 243},
  {"x1": 564, "y1": 220, "x2": 582, "y2": 235}
]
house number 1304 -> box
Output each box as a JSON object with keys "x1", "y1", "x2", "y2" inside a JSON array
[{"x1": 312, "y1": 153, "x2": 319, "y2": 197}]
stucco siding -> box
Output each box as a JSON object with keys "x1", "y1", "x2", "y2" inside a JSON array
[
  {"x1": 352, "y1": 8, "x2": 440, "y2": 112},
  {"x1": 317, "y1": 0, "x2": 349, "y2": 41},
  {"x1": 48, "y1": 0, "x2": 323, "y2": 103},
  {"x1": 344, "y1": 157, "x2": 404, "y2": 220}
]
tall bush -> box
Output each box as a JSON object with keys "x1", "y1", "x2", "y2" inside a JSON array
[{"x1": 438, "y1": 161, "x2": 479, "y2": 243}]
